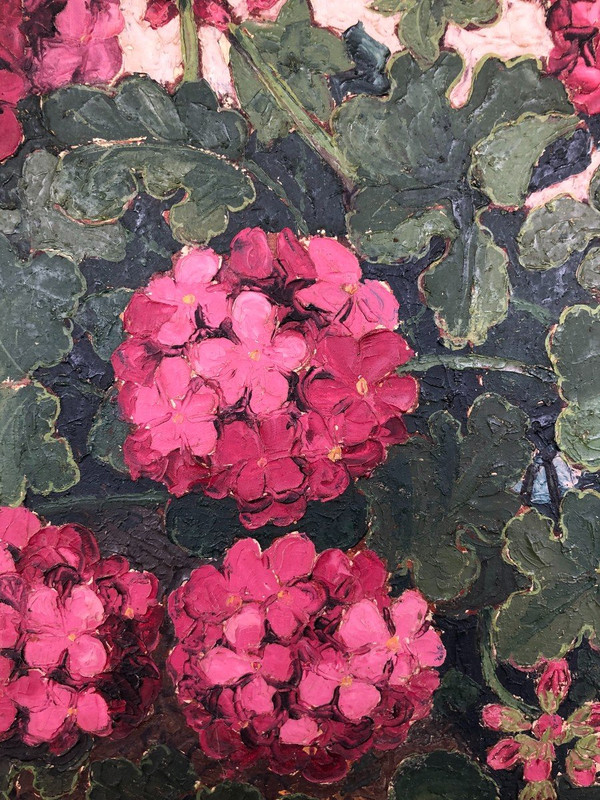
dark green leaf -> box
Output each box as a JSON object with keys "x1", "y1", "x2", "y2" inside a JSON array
[
  {"x1": 494, "y1": 491, "x2": 600, "y2": 665},
  {"x1": 389, "y1": 751, "x2": 499, "y2": 800},
  {"x1": 0, "y1": 381, "x2": 79, "y2": 505},
  {"x1": 77, "y1": 289, "x2": 132, "y2": 361},
  {"x1": 360, "y1": 393, "x2": 532, "y2": 601},
  {"x1": 18, "y1": 151, "x2": 127, "y2": 264},
  {"x1": 87, "y1": 389, "x2": 129, "y2": 474},
  {"x1": 87, "y1": 746, "x2": 197, "y2": 800},
  {"x1": 434, "y1": 668, "x2": 482, "y2": 715},
  {"x1": 518, "y1": 197, "x2": 600, "y2": 271},
  {"x1": 577, "y1": 246, "x2": 600, "y2": 297},
  {"x1": 197, "y1": 783, "x2": 264, "y2": 800},
  {"x1": 173, "y1": 81, "x2": 248, "y2": 159},
  {"x1": 334, "y1": 53, "x2": 571, "y2": 346},
  {"x1": 548, "y1": 304, "x2": 600, "y2": 470},
  {"x1": 0, "y1": 234, "x2": 85, "y2": 381}
]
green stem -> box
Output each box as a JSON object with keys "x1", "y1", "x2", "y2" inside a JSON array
[
  {"x1": 479, "y1": 608, "x2": 538, "y2": 716},
  {"x1": 177, "y1": 0, "x2": 199, "y2": 82},
  {"x1": 230, "y1": 28, "x2": 355, "y2": 192},
  {"x1": 398, "y1": 353, "x2": 555, "y2": 383},
  {"x1": 246, "y1": 158, "x2": 309, "y2": 236},
  {"x1": 511, "y1": 297, "x2": 554, "y2": 326},
  {"x1": 32, "y1": 490, "x2": 170, "y2": 516}
]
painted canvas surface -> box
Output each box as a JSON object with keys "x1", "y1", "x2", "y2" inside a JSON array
[{"x1": 1, "y1": 0, "x2": 600, "y2": 798}]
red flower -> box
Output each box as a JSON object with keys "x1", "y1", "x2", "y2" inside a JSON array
[
  {"x1": 546, "y1": 0, "x2": 600, "y2": 113},
  {"x1": 144, "y1": 0, "x2": 280, "y2": 32},
  {"x1": 168, "y1": 534, "x2": 444, "y2": 782},
  {"x1": 0, "y1": 0, "x2": 28, "y2": 162},
  {"x1": 115, "y1": 231, "x2": 417, "y2": 528}
]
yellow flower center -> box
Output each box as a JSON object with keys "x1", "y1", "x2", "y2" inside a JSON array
[
  {"x1": 172, "y1": 413, "x2": 185, "y2": 424},
  {"x1": 67, "y1": 633, "x2": 77, "y2": 642},
  {"x1": 182, "y1": 294, "x2": 196, "y2": 305},
  {"x1": 340, "y1": 675, "x2": 353, "y2": 687},
  {"x1": 124, "y1": 607, "x2": 135, "y2": 619},
  {"x1": 67, "y1": 706, "x2": 77, "y2": 717},
  {"x1": 386, "y1": 635, "x2": 400, "y2": 652},
  {"x1": 342, "y1": 283, "x2": 358, "y2": 295},
  {"x1": 249, "y1": 349, "x2": 261, "y2": 361},
  {"x1": 327, "y1": 446, "x2": 343, "y2": 462},
  {"x1": 356, "y1": 377, "x2": 369, "y2": 396}
]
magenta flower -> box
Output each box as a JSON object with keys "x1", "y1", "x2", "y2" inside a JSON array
[
  {"x1": 0, "y1": 657, "x2": 17, "y2": 738},
  {"x1": 168, "y1": 534, "x2": 444, "y2": 783},
  {"x1": 0, "y1": 507, "x2": 163, "y2": 752},
  {"x1": 115, "y1": 230, "x2": 417, "y2": 527},
  {"x1": 121, "y1": 355, "x2": 218, "y2": 459},
  {"x1": 27, "y1": 0, "x2": 124, "y2": 92},
  {"x1": 10, "y1": 672, "x2": 111, "y2": 747},
  {"x1": 483, "y1": 659, "x2": 600, "y2": 796},
  {"x1": 124, "y1": 248, "x2": 228, "y2": 347},
  {"x1": 189, "y1": 291, "x2": 307, "y2": 414},
  {"x1": 301, "y1": 331, "x2": 418, "y2": 447},
  {"x1": 295, "y1": 237, "x2": 399, "y2": 337}
]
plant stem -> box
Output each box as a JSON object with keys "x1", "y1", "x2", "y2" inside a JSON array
[
  {"x1": 230, "y1": 28, "x2": 355, "y2": 192},
  {"x1": 398, "y1": 353, "x2": 555, "y2": 383},
  {"x1": 32, "y1": 490, "x2": 170, "y2": 516},
  {"x1": 511, "y1": 297, "x2": 554, "y2": 326},
  {"x1": 177, "y1": 0, "x2": 199, "y2": 82},
  {"x1": 479, "y1": 608, "x2": 538, "y2": 716}
]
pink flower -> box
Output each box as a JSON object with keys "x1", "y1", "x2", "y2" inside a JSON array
[
  {"x1": 301, "y1": 331, "x2": 418, "y2": 447},
  {"x1": 546, "y1": 0, "x2": 600, "y2": 113},
  {"x1": 487, "y1": 738, "x2": 522, "y2": 770},
  {"x1": 0, "y1": 657, "x2": 17, "y2": 738},
  {"x1": 144, "y1": 0, "x2": 280, "y2": 32},
  {"x1": 0, "y1": 0, "x2": 28, "y2": 162},
  {"x1": 190, "y1": 291, "x2": 307, "y2": 414},
  {"x1": 23, "y1": 585, "x2": 107, "y2": 680},
  {"x1": 482, "y1": 704, "x2": 531, "y2": 733},
  {"x1": 207, "y1": 414, "x2": 307, "y2": 528},
  {"x1": 27, "y1": 0, "x2": 125, "y2": 92},
  {"x1": 295, "y1": 238, "x2": 399, "y2": 337},
  {"x1": 115, "y1": 231, "x2": 416, "y2": 527},
  {"x1": 11, "y1": 672, "x2": 111, "y2": 746},
  {"x1": 121, "y1": 356, "x2": 218, "y2": 459},
  {"x1": 124, "y1": 248, "x2": 227, "y2": 347},
  {"x1": 537, "y1": 660, "x2": 571, "y2": 714},
  {"x1": 168, "y1": 536, "x2": 444, "y2": 782}
]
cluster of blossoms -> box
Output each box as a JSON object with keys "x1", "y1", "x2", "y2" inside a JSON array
[
  {"x1": 546, "y1": 0, "x2": 600, "y2": 115},
  {"x1": 484, "y1": 659, "x2": 600, "y2": 798},
  {"x1": 113, "y1": 227, "x2": 417, "y2": 529},
  {"x1": 0, "y1": 507, "x2": 162, "y2": 753},
  {"x1": 168, "y1": 533, "x2": 445, "y2": 783},
  {"x1": 0, "y1": 0, "x2": 125, "y2": 162},
  {"x1": 144, "y1": 0, "x2": 280, "y2": 32}
]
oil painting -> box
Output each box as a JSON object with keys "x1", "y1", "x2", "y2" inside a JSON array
[{"x1": 0, "y1": 0, "x2": 599, "y2": 797}]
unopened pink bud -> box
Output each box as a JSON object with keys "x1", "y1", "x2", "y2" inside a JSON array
[
  {"x1": 482, "y1": 703, "x2": 531, "y2": 733},
  {"x1": 537, "y1": 659, "x2": 571, "y2": 714}
]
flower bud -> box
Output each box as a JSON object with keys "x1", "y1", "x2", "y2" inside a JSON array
[
  {"x1": 566, "y1": 748, "x2": 598, "y2": 788},
  {"x1": 482, "y1": 703, "x2": 531, "y2": 733},
  {"x1": 487, "y1": 738, "x2": 522, "y2": 771},
  {"x1": 518, "y1": 781, "x2": 557, "y2": 800},
  {"x1": 536, "y1": 659, "x2": 571, "y2": 714},
  {"x1": 568, "y1": 702, "x2": 600, "y2": 737}
]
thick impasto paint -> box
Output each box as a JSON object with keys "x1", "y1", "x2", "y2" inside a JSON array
[{"x1": 1, "y1": 1, "x2": 600, "y2": 798}]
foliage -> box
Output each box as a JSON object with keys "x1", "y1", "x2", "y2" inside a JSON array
[
  {"x1": 360, "y1": 393, "x2": 533, "y2": 602},
  {"x1": 389, "y1": 751, "x2": 499, "y2": 800}
]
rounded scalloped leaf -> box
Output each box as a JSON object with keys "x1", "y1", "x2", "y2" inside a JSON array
[{"x1": 389, "y1": 751, "x2": 499, "y2": 800}]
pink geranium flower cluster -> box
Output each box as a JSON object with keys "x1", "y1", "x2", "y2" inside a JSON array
[
  {"x1": 145, "y1": 0, "x2": 280, "y2": 32},
  {"x1": 113, "y1": 227, "x2": 417, "y2": 529},
  {"x1": 484, "y1": 660, "x2": 600, "y2": 799},
  {"x1": 546, "y1": 0, "x2": 600, "y2": 115},
  {"x1": 0, "y1": 507, "x2": 162, "y2": 753},
  {"x1": 168, "y1": 533, "x2": 445, "y2": 783}
]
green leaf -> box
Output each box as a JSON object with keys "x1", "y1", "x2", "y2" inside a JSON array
[
  {"x1": 577, "y1": 246, "x2": 600, "y2": 297},
  {"x1": 494, "y1": 490, "x2": 600, "y2": 666},
  {"x1": 397, "y1": 0, "x2": 445, "y2": 69},
  {"x1": 173, "y1": 81, "x2": 248, "y2": 159},
  {"x1": 420, "y1": 212, "x2": 509, "y2": 347},
  {"x1": 44, "y1": 76, "x2": 255, "y2": 246},
  {"x1": 87, "y1": 389, "x2": 129, "y2": 474},
  {"x1": 0, "y1": 381, "x2": 79, "y2": 505},
  {"x1": 389, "y1": 751, "x2": 499, "y2": 800},
  {"x1": 470, "y1": 114, "x2": 579, "y2": 207},
  {"x1": 333, "y1": 53, "x2": 571, "y2": 346},
  {"x1": 434, "y1": 668, "x2": 482, "y2": 715},
  {"x1": 231, "y1": 0, "x2": 353, "y2": 142},
  {"x1": 360, "y1": 393, "x2": 532, "y2": 602},
  {"x1": 51, "y1": 142, "x2": 255, "y2": 246},
  {"x1": 87, "y1": 746, "x2": 197, "y2": 800},
  {"x1": 0, "y1": 234, "x2": 85, "y2": 381},
  {"x1": 369, "y1": 0, "x2": 403, "y2": 14},
  {"x1": 18, "y1": 150, "x2": 127, "y2": 264},
  {"x1": 197, "y1": 783, "x2": 264, "y2": 800},
  {"x1": 548, "y1": 304, "x2": 600, "y2": 471},
  {"x1": 518, "y1": 197, "x2": 600, "y2": 270},
  {"x1": 77, "y1": 289, "x2": 132, "y2": 362},
  {"x1": 347, "y1": 185, "x2": 457, "y2": 263},
  {"x1": 397, "y1": 0, "x2": 499, "y2": 69}
]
